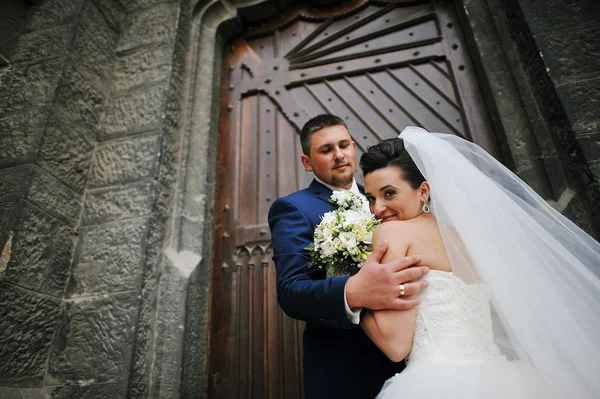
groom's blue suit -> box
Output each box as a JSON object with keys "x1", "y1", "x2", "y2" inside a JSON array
[{"x1": 268, "y1": 179, "x2": 405, "y2": 399}]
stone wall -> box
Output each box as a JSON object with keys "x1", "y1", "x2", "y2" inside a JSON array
[
  {"x1": 0, "y1": 0, "x2": 196, "y2": 397},
  {"x1": 509, "y1": 0, "x2": 600, "y2": 235},
  {"x1": 457, "y1": 0, "x2": 600, "y2": 237}
]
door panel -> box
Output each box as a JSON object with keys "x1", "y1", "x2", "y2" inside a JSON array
[{"x1": 208, "y1": 1, "x2": 498, "y2": 398}]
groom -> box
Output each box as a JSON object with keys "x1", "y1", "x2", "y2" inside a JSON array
[{"x1": 268, "y1": 114, "x2": 429, "y2": 398}]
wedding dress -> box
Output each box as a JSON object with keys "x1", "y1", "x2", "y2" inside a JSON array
[
  {"x1": 377, "y1": 270, "x2": 562, "y2": 398},
  {"x1": 375, "y1": 127, "x2": 600, "y2": 398}
]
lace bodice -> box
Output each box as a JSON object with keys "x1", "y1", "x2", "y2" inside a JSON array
[{"x1": 408, "y1": 270, "x2": 504, "y2": 366}]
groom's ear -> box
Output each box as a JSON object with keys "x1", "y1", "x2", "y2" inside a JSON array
[{"x1": 301, "y1": 154, "x2": 313, "y2": 172}]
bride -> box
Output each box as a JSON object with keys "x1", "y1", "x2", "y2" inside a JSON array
[{"x1": 359, "y1": 127, "x2": 600, "y2": 398}]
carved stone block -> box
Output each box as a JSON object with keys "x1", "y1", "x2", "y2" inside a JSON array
[
  {"x1": 54, "y1": 65, "x2": 105, "y2": 140},
  {"x1": 68, "y1": 218, "x2": 149, "y2": 296},
  {"x1": 27, "y1": 167, "x2": 80, "y2": 225},
  {"x1": 12, "y1": 25, "x2": 72, "y2": 64},
  {"x1": 0, "y1": 58, "x2": 65, "y2": 114},
  {"x1": 117, "y1": 3, "x2": 179, "y2": 52},
  {"x1": 82, "y1": 182, "x2": 156, "y2": 225},
  {"x1": 3, "y1": 203, "x2": 59, "y2": 292},
  {"x1": 112, "y1": 44, "x2": 172, "y2": 92},
  {"x1": 537, "y1": 24, "x2": 600, "y2": 86},
  {"x1": 88, "y1": 134, "x2": 160, "y2": 187},
  {"x1": 47, "y1": 383, "x2": 127, "y2": 399},
  {"x1": 518, "y1": 0, "x2": 600, "y2": 37},
  {"x1": 556, "y1": 78, "x2": 600, "y2": 135},
  {"x1": 0, "y1": 108, "x2": 48, "y2": 167},
  {"x1": 25, "y1": 0, "x2": 82, "y2": 31},
  {"x1": 38, "y1": 114, "x2": 94, "y2": 192},
  {"x1": 100, "y1": 86, "x2": 165, "y2": 138},
  {"x1": 47, "y1": 293, "x2": 139, "y2": 383},
  {"x1": 0, "y1": 282, "x2": 61, "y2": 387}
]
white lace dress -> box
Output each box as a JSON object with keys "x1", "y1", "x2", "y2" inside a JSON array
[{"x1": 376, "y1": 270, "x2": 563, "y2": 399}]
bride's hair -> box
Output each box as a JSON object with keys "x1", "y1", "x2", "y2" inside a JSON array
[{"x1": 360, "y1": 138, "x2": 426, "y2": 189}]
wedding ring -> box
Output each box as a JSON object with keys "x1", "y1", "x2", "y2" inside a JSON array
[{"x1": 399, "y1": 284, "x2": 405, "y2": 296}]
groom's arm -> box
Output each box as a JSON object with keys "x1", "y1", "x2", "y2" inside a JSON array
[{"x1": 269, "y1": 197, "x2": 355, "y2": 330}]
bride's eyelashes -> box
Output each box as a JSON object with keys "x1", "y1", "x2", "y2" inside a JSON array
[
  {"x1": 365, "y1": 190, "x2": 398, "y2": 203},
  {"x1": 384, "y1": 189, "x2": 397, "y2": 198}
]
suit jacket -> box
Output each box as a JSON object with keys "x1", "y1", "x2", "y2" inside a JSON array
[{"x1": 268, "y1": 179, "x2": 405, "y2": 399}]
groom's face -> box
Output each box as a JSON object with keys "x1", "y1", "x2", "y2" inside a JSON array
[{"x1": 301, "y1": 125, "x2": 357, "y2": 189}]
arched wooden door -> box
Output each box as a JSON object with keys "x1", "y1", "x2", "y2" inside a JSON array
[{"x1": 207, "y1": 1, "x2": 499, "y2": 398}]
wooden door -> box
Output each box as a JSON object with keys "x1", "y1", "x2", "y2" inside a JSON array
[{"x1": 207, "y1": 1, "x2": 499, "y2": 398}]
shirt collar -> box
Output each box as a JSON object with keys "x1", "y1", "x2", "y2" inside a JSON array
[{"x1": 314, "y1": 175, "x2": 361, "y2": 196}]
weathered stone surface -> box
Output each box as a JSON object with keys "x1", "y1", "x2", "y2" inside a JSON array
[
  {"x1": 17, "y1": 388, "x2": 48, "y2": 399},
  {"x1": 0, "y1": 58, "x2": 65, "y2": 114},
  {"x1": 27, "y1": 167, "x2": 80, "y2": 225},
  {"x1": 47, "y1": 383, "x2": 127, "y2": 399},
  {"x1": 117, "y1": 3, "x2": 179, "y2": 52},
  {"x1": 0, "y1": 0, "x2": 30, "y2": 60},
  {"x1": 0, "y1": 108, "x2": 48, "y2": 167},
  {"x1": 0, "y1": 201, "x2": 19, "y2": 261},
  {"x1": 0, "y1": 386, "x2": 23, "y2": 399},
  {"x1": 38, "y1": 114, "x2": 94, "y2": 192},
  {"x1": 151, "y1": 262, "x2": 189, "y2": 398},
  {"x1": 181, "y1": 261, "x2": 212, "y2": 399},
  {"x1": 54, "y1": 65, "x2": 105, "y2": 139},
  {"x1": 518, "y1": 0, "x2": 600, "y2": 36},
  {"x1": 112, "y1": 44, "x2": 173, "y2": 92},
  {"x1": 40, "y1": 225, "x2": 75, "y2": 297},
  {"x1": 88, "y1": 134, "x2": 160, "y2": 187},
  {"x1": 126, "y1": 383, "x2": 148, "y2": 399},
  {"x1": 12, "y1": 25, "x2": 72, "y2": 64},
  {"x1": 561, "y1": 194, "x2": 595, "y2": 235},
  {"x1": 70, "y1": 26, "x2": 112, "y2": 90},
  {"x1": 3, "y1": 203, "x2": 59, "y2": 292},
  {"x1": 82, "y1": 182, "x2": 156, "y2": 225},
  {"x1": 576, "y1": 132, "x2": 600, "y2": 164},
  {"x1": 0, "y1": 282, "x2": 61, "y2": 386},
  {"x1": 25, "y1": 0, "x2": 82, "y2": 31},
  {"x1": 79, "y1": 1, "x2": 119, "y2": 50},
  {"x1": 117, "y1": 0, "x2": 176, "y2": 13},
  {"x1": 91, "y1": 0, "x2": 126, "y2": 32},
  {"x1": 128, "y1": 218, "x2": 165, "y2": 386},
  {"x1": 99, "y1": 85, "x2": 166, "y2": 138},
  {"x1": 537, "y1": 24, "x2": 600, "y2": 86},
  {"x1": 47, "y1": 293, "x2": 139, "y2": 383},
  {"x1": 68, "y1": 218, "x2": 149, "y2": 296},
  {"x1": 0, "y1": 165, "x2": 30, "y2": 202},
  {"x1": 557, "y1": 78, "x2": 600, "y2": 135}
]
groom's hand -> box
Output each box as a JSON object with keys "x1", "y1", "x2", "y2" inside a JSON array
[{"x1": 346, "y1": 240, "x2": 429, "y2": 311}]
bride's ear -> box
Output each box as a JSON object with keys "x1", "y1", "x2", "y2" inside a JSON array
[{"x1": 420, "y1": 181, "x2": 431, "y2": 202}]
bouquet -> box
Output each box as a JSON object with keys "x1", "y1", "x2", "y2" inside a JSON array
[{"x1": 306, "y1": 191, "x2": 381, "y2": 276}]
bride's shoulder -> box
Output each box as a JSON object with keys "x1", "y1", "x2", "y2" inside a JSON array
[
  {"x1": 373, "y1": 220, "x2": 414, "y2": 241},
  {"x1": 373, "y1": 218, "x2": 435, "y2": 242}
]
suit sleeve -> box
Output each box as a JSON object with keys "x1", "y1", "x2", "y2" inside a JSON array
[{"x1": 268, "y1": 197, "x2": 355, "y2": 330}]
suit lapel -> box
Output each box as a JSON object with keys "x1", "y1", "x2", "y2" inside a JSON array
[
  {"x1": 308, "y1": 179, "x2": 334, "y2": 205},
  {"x1": 309, "y1": 179, "x2": 365, "y2": 203}
]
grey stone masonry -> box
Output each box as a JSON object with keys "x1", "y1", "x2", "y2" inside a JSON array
[
  {"x1": 504, "y1": 0, "x2": 600, "y2": 235},
  {"x1": 1, "y1": 0, "x2": 196, "y2": 396}
]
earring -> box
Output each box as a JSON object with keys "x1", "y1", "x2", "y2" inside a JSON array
[{"x1": 422, "y1": 203, "x2": 430, "y2": 213}]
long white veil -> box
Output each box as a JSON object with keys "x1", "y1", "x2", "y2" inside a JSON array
[{"x1": 400, "y1": 126, "x2": 600, "y2": 398}]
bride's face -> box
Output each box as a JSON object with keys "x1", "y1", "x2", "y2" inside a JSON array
[{"x1": 364, "y1": 166, "x2": 429, "y2": 222}]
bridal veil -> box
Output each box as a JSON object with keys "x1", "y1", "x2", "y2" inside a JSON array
[{"x1": 400, "y1": 126, "x2": 600, "y2": 398}]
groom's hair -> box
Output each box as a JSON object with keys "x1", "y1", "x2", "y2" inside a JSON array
[
  {"x1": 300, "y1": 114, "x2": 348, "y2": 155},
  {"x1": 360, "y1": 138, "x2": 426, "y2": 189}
]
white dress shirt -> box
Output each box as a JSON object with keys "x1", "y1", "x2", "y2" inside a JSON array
[{"x1": 314, "y1": 176, "x2": 365, "y2": 325}]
